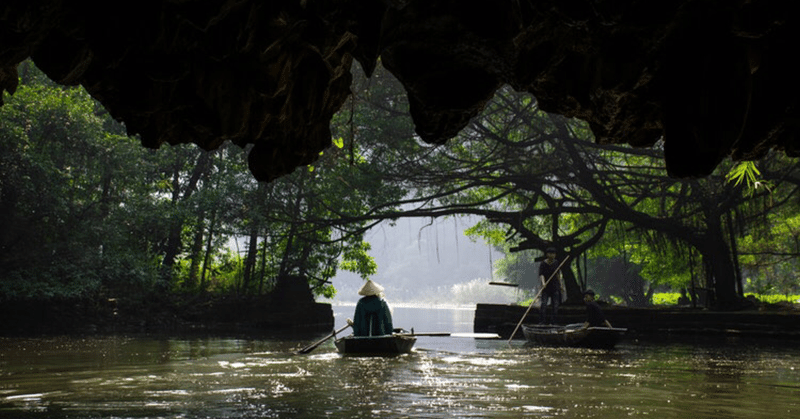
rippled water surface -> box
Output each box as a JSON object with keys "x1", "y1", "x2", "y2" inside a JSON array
[{"x1": 1, "y1": 306, "x2": 798, "y2": 418}]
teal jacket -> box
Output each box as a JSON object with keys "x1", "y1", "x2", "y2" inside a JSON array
[{"x1": 352, "y1": 295, "x2": 394, "y2": 336}]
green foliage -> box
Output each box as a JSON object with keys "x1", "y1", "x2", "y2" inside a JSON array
[
  {"x1": 206, "y1": 248, "x2": 246, "y2": 293},
  {"x1": 736, "y1": 206, "x2": 800, "y2": 297},
  {"x1": 465, "y1": 221, "x2": 509, "y2": 248},
  {"x1": 726, "y1": 161, "x2": 772, "y2": 197},
  {"x1": 652, "y1": 292, "x2": 681, "y2": 305},
  {"x1": 4, "y1": 58, "x2": 800, "y2": 311},
  {"x1": 0, "y1": 62, "x2": 152, "y2": 300},
  {"x1": 423, "y1": 84, "x2": 800, "y2": 307},
  {"x1": 339, "y1": 241, "x2": 378, "y2": 280},
  {"x1": 0, "y1": 60, "x2": 406, "y2": 303},
  {"x1": 654, "y1": 292, "x2": 800, "y2": 305},
  {"x1": 747, "y1": 294, "x2": 800, "y2": 304},
  {"x1": 491, "y1": 248, "x2": 538, "y2": 289},
  {"x1": 620, "y1": 292, "x2": 800, "y2": 306}
]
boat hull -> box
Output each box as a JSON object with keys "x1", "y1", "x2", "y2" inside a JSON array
[
  {"x1": 522, "y1": 324, "x2": 626, "y2": 349},
  {"x1": 334, "y1": 334, "x2": 417, "y2": 355}
]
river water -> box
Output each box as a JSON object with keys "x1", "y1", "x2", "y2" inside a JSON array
[{"x1": 1, "y1": 305, "x2": 798, "y2": 418}]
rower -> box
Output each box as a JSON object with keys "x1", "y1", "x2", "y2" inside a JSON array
[
  {"x1": 347, "y1": 280, "x2": 394, "y2": 336},
  {"x1": 582, "y1": 289, "x2": 613, "y2": 328}
]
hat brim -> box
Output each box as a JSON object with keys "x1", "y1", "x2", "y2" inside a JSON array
[{"x1": 358, "y1": 280, "x2": 385, "y2": 296}]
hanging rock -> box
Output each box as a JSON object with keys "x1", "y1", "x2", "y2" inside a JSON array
[{"x1": 1, "y1": 0, "x2": 797, "y2": 180}]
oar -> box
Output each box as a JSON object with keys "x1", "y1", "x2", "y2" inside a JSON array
[
  {"x1": 395, "y1": 332, "x2": 451, "y2": 337},
  {"x1": 296, "y1": 323, "x2": 351, "y2": 354},
  {"x1": 507, "y1": 255, "x2": 570, "y2": 344},
  {"x1": 489, "y1": 281, "x2": 519, "y2": 287},
  {"x1": 453, "y1": 332, "x2": 501, "y2": 339},
  {"x1": 395, "y1": 332, "x2": 502, "y2": 339}
]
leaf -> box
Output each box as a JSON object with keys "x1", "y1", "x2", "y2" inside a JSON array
[{"x1": 726, "y1": 161, "x2": 759, "y2": 188}]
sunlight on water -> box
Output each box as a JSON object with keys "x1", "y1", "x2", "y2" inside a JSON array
[
  {"x1": 441, "y1": 355, "x2": 520, "y2": 367},
  {"x1": 2, "y1": 307, "x2": 800, "y2": 418}
]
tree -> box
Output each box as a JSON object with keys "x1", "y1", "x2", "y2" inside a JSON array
[
  {"x1": 0, "y1": 62, "x2": 163, "y2": 299},
  {"x1": 349, "y1": 82, "x2": 800, "y2": 309},
  {"x1": 5, "y1": 59, "x2": 798, "y2": 314},
  {"x1": 0, "y1": 61, "x2": 399, "y2": 303}
]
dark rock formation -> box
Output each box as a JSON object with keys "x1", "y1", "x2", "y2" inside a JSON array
[{"x1": 2, "y1": 1, "x2": 797, "y2": 180}]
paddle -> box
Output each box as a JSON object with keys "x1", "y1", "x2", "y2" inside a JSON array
[
  {"x1": 507, "y1": 255, "x2": 570, "y2": 344},
  {"x1": 489, "y1": 281, "x2": 519, "y2": 287},
  {"x1": 296, "y1": 323, "x2": 351, "y2": 354},
  {"x1": 453, "y1": 332, "x2": 501, "y2": 339},
  {"x1": 394, "y1": 332, "x2": 502, "y2": 339},
  {"x1": 396, "y1": 332, "x2": 451, "y2": 337}
]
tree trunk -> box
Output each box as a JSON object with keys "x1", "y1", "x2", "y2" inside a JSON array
[
  {"x1": 297, "y1": 243, "x2": 313, "y2": 278},
  {"x1": 160, "y1": 150, "x2": 213, "y2": 283},
  {"x1": 258, "y1": 238, "x2": 269, "y2": 294},
  {"x1": 242, "y1": 226, "x2": 260, "y2": 293},
  {"x1": 200, "y1": 208, "x2": 217, "y2": 293},
  {"x1": 186, "y1": 213, "x2": 205, "y2": 290},
  {"x1": 160, "y1": 161, "x2": 183, "y2": 282},
  {"x1": 726, "y1": 210, "x2": 744, "y2": 297},
  {"x1": 279, "y1": 224, "x2": 297, "y2": 278},
  {"x1": 279, "y1": 177, "x2": 306, "y2": 277},
  {"x1": 561, "y1": 260, "x2": 583, "y2": 305},
  {"x1": 703, "y1": 217, "x2": 741, "y2": 309}
]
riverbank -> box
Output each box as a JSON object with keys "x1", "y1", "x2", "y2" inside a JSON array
[
  {"x1": 0, "y1": 294, "x2": 333, "y2": 336},
  {"x1": 5, "y1": 295, "x2": 799, "y2": 340},
  {"x1": 474, "y1": 302, "x2": 800, "y2": 340}
]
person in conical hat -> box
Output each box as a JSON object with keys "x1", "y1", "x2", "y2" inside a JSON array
[
  {"x1": 358, "y1": 279, "x2": 385, "y2": 297},
  {"x1": 349, "y1": 280, "x2": 393, "y2": 336}
]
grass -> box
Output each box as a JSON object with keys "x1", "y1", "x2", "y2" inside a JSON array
[
  {"x1": 652, "y1": 292, "x2": 800, "y2": 306},
  {"x1": 652, "y1": 293, "x2": 681, "y2": 305},
  {"x1": 747, "y1": 293, "x2": 800, "y2": 304},
  {"x1": 519, "y1": 293, "x2": 800, "y2": 306}
]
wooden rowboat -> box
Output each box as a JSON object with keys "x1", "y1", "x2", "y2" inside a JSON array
[
  {"x1": 334, "y1": 334, "x2": 417, "y2": 356},
  {"x1": 522, "y1": 324, "x2": 627, "y2": 349}
]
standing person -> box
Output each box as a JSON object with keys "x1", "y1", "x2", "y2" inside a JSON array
[
  {"x1": 349, "y1": 280, "x2": 394, "y2": 336},
  {"x1": 582, "y1": 289, "x2": 613, "y2": 328},
  {"x1": 538, "y1": 247, "x2": 563, "y2": 325}
]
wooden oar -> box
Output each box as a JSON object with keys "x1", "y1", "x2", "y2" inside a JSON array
[
  {"x1": 395, "y1": 332, "x2": 502, "y2": 339},
  {"x1": 507, "y1": 255, "x2": 570, "y2": 344},
  {"x1": 452, "y1": 332, "x2": 502, "y2": 339},
  {"x1": 396, "y1": 332, "x2": 451, "y2": 337},
  {"x1": 489, "y1": 281, "x2": 519, "y2": 287},
  {"x1": 296, "y1": 323, "x2": 351, "y2": 354}
]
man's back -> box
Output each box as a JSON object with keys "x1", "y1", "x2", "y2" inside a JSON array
[{"x1": 353, "y1": 295, "x2": 393, "y2": 336}]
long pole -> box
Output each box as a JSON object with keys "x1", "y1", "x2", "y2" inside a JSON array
[
  {"x1": 507, "y1": 255, "x2": 570, "y2": 344},
  {"x1": 296, "y1": 323, "x2": 351, "y2": 354}
]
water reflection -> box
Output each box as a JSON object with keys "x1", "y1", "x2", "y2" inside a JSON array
[{"x1": 2, "y1": 309, "x2": 799, "y2": 418}]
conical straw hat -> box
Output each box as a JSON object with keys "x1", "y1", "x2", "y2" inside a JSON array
[{"x1": 358, "y1": 280, "x2": 385, "y2": 297}]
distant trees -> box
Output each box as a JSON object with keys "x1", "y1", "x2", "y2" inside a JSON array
[{"x1": 0, "y1": 61, "x2": 400, "y2": 302}]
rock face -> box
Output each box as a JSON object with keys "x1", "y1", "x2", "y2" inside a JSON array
[{"x1": 2, "y1": 1, "x2": 797, "y2": 180}]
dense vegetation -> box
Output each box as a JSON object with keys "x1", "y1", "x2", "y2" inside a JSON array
[
  {"x1": 0, "y1": 62, "x2": 393, "y2": 306},
  {"x1": 1, "y1": 60, "x2": 799, "y2": 315},
  {"x1": 342, "y1": 71, "x2": 800, "y2": 309}
]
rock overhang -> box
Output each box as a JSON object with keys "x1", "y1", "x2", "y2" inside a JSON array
[{"x1": 1, "y1": 0, "x2": 796, "y2": 181}]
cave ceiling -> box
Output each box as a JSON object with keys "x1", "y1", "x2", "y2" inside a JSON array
[{"x1": 1, "y1": 0, "x2": 797, "y2": 181}]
